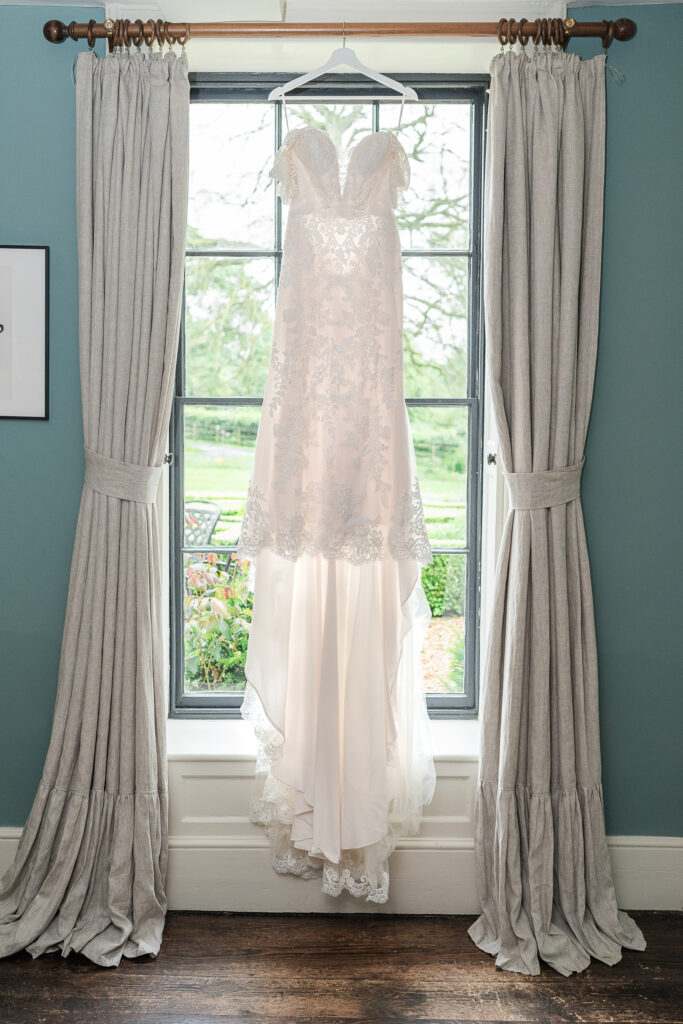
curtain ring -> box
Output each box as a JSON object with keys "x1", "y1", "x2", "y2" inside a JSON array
[
  {"x1": 132, "y1": 19, "x2": 145, "y2": 48},
  {"x1": 497, "y1": 18, "x2": 508, "y2": 48},
  {"x1": 122, "y1": 19, "x2": 132, "y2": 48},
  {"x1": 540, "y1": 18, "x2": 550, "y2": 47},
  {"x1": 556, "y1": 19, "x2": 567, "y2": 50},
  {"x1": 602, "y1": 20, "x2": 614, "y2": 50},
  {"x1": 532, "y1": 20, "x2": 542, "y2": 46},
  {"x1": 517, "y1": 19, "x2": 529, "y2": 47},
  {"x1": 155, "y1": 19, "x2": 166, "y2": 49},
  {"x1": 507, "y1": 19, "x2": 517, "y2": 45},
  {"x1": 175, "y1": 23, "x2": 191, "y2": 47},
  {"x1": 86, "y1": 19, "x2": 96, "y2": 49},
  {"x1": 550, "y1": 18, "x2": 559, "y2": 47},
  {"x1": 166, "y1": 26, "x2": 178, "y2": 47}
]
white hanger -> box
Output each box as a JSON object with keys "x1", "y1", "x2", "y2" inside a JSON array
[{"x1": 267, "y1": 24, "x2": 417, "y2": 128}]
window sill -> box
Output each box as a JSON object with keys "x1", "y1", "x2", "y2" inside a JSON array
[{"x1": 167, "y1": 714, "x2": 480, "y2": 762}]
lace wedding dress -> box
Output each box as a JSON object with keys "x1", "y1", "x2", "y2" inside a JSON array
[{"x1": 237, "y1": 126, "x2": 436, "y2": 902}]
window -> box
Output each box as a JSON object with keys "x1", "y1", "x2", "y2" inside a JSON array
[{"x1": 170, "y1": 73, "x2": 487, "y2": 718}]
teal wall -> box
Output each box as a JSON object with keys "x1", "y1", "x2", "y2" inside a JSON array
[
  {"x1": 0, "y1": 6, "x2": 681, "y2": 835},
  {"x1": 0, "y1": 6, "x2": 104, "y2": 827},
  {"x1": 573, "y1": 6, "x2": 683, "y2": 837}
]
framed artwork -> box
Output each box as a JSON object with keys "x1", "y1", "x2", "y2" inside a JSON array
[{"x1": 0, "y1": 245, "x2": 49, "y2": 420}]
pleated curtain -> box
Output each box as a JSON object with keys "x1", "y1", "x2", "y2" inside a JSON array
[
  {"x1": 0, "y1": 49, "x2": 189, "y2": 966},
  {"x1": 468, "y1": 50, "x2": 646, "y2": 976}
]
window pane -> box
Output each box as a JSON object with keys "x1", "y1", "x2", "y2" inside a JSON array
[
  {"x1": 409, "y1": 406, "x2": 468, "y2": 549},
  {"x1": 403, "y1": 256, "x2": 469, "y2": 398},
  {"x1": 188, "y1": 104, "x2": 275, "y2": 251},
  {"x1": 184, "y1": 405, "x2": 260, "y2": 547},
  {"x1": 184, "y1": 552, "x2": 252, "y2": 694},
  {"x1": 385, "y1": 103, "x2": 471, "y2": 251},
  {"x1": 421, "y1": 554, "x2": 466, "y2": 694},
  {"x1": 185, "y1": 256, "x2": 274, "y2": 398}
]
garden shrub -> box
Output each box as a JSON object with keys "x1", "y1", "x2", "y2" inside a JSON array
[
  {"x1": 421, "y1": 554, "x2": 466, "y2": 617},
  {"x1": 184, "y1": 554, "x2": 253, "y2": 691}
]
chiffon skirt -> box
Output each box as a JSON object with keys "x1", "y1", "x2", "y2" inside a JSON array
[{"x1": 241, "y1": 550, "x2": 435, "y2": 902}]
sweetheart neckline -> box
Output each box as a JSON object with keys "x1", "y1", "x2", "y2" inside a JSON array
[
  {"x1": 283, "y1": 125, "x2": 399, "y2": 150},
  {"x1": 282, "y1": 126, "x2": 405, "y2": 199}
]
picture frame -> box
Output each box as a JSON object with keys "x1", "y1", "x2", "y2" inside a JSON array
[{"x1": 0, "y1": 245, "x2": 49, "y2": 420}]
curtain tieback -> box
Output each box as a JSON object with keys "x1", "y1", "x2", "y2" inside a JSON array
[
  {"x1": 84, "y1": 447, "x2": 162, "y2": 504},
  {"x1": 504, "y1": 458, "x2": 584, "y2": 510}
]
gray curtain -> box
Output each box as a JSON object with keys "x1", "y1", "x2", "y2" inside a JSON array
[
  {"x1": 0, "y1": 50, "x2": 189, "y2": 966},
  {"x1": 469, "y1": 51, "x2": 646, "y2": 976}
]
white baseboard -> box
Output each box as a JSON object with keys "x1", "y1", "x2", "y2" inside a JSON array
[
  {"x1": 1, "y1": 825, "x2": 681, "y2": 914},
  {"x1": 166, "y1": 834, "x2": 481, "y2": 913}
]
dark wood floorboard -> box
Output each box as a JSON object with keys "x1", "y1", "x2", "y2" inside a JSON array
[{"x1": 0, "y1": 912, "x2": 680, "y2": 1024}]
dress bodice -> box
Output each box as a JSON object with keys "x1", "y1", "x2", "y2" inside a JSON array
[{"x1": 271, "y1": 126, "x2": 410, "y2": 212}]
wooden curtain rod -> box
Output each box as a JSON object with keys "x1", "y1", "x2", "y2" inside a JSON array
[{"x1": 44, "y1": 17, "x2": 637, "y2": 50}]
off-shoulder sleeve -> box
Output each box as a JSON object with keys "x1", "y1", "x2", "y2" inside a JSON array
[
  {"x1": 269, "y1": 140, "x2": 297, "y2": 205},
  {"x1": 388, "y1": 135, "x2": 410, "y2": 209}
]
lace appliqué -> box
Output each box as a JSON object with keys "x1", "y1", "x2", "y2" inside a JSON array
[
  {"x1": 269, "y1": 137, "x2": 298, "y2": 205},
  {"x1": 241, "y1": 684, "x2": 393, "y2": 902},
  {"x1": 238, "y1": 479, "x2": 430, "y2": 564},
  {"x1": 389, "y1": 482, "x2": 432, "y2": 562},
  {"x1": 388, "y1": 133, "x2": 411, "y2": 209}
]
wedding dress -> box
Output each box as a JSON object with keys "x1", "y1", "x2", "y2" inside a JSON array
[{"x1": 237, "y1": 126, "x2": 435, "y2": 902}]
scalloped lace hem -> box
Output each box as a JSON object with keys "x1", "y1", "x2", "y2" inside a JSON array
[{"x1": 242, "y1": 685, "x2": 420, "y2": 904}]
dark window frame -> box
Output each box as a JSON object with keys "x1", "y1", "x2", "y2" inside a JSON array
[{"x1": 170, "y1": 72, "x2": 488, "y2": 719}]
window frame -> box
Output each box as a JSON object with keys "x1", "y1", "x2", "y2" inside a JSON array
[{"x1": 170, "y1": 71, "x2": 488, "y2": 719}]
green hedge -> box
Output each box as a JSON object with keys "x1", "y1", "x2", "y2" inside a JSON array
[{"x1": 421, "y1": 554, "x2": 466, "y2": 617}]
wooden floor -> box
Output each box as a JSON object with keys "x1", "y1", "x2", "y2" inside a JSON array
[{"x1": 0, "y1": 912, "x2": 681, "y2": 1024}]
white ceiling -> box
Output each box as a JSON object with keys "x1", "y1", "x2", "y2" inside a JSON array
[{"x1": 6, "y1": 0, "x2": 681, "y2": 10}]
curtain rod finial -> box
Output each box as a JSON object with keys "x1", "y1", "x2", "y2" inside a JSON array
[
  {"x1": 43, "y1": 19, "x2": 68, "y2": 43},
  {"x1": 614, "y1": 18, "x2": 637, "y2": 42}
]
